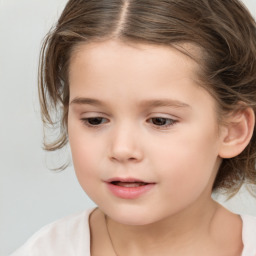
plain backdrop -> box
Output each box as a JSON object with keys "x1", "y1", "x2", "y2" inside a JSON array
[{"x1": 1, "y1": 0, "x2": 256, "y2": 255}]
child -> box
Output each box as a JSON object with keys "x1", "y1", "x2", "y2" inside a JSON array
[{"x1": 12, "y1": 0, "x2": 256, "y2": 255}]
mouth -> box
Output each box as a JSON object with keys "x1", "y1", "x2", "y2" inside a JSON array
[
  {"x1": 105, "y1": 178, "x2": 155, "y2": 199},
  {"x1": 110, "y1": 181, "x2": 150, "y2": 187},
  {"x1": 106, "y1": 177, "x2": 153, "y2": 187}
]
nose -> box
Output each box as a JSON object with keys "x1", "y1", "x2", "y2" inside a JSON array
[{"x1": 108, "y1": 124, "x2": 143, "y2": 163}]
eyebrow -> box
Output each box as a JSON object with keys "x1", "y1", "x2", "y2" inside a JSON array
[
  {"x1": 139, "y1": 99, "x2": 191, "y2": 109},
  {"x1": 70, "y1": 97, "x2": 104, "y2": 106},
  {"x1": 69, "y1": 97, "x2": 191, "y2": 109}
]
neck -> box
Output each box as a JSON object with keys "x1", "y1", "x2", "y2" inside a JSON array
[{"x1": 105, "y1": 198, "x2": 220, "y2": 256}]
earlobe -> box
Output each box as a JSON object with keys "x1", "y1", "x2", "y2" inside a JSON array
[{"x1": 218, "y1": 107, "x2": 255, "y2": 159}]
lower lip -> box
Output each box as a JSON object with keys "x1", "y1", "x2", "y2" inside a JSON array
[{"x1": 106, "y1": 183, "x2": 155, "y2": 199}]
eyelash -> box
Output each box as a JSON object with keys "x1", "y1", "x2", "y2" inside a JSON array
[
  {"x1": 80, "y1": 117, "x2": 178, "y2": 129},
  {"x1": 81, "y1": 117, "x2": 108, "y2": 128},
  {"x1": 148, "y1": 117, "x2": 178, "y2": 128}
]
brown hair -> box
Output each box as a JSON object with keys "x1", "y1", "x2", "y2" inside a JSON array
[{"x1": 39, "y1": 0, "x2": 256, "y2": 196}]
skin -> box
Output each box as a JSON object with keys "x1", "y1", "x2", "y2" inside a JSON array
[{"x1": 68, "y1": 40, "x2": 243, "y2": 255}]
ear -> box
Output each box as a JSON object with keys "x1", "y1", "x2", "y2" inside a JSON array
[{"x1": 218, "y1": 107, "x2": 255, "y2": 159}]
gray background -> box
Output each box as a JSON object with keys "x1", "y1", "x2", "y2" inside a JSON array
[{"x1": 0, "y1": 0, "x2": 256, "y2": 255}]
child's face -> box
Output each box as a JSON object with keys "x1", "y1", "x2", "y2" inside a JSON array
[{"x1": 68, "y1": 40, "x2": 225, "y2": 225}]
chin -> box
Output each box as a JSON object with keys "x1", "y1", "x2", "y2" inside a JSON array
[{"x1": 100, "y1": 204, "x2": 163, "y2": 226}]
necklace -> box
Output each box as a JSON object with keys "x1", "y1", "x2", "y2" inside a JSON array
[{"x1": 104, "y1": 214, "x2": 119, "y2": 256}]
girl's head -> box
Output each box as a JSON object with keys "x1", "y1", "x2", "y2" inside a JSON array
[{"x1": 39, "y1": 0, "x2": 256, "y2": 199}]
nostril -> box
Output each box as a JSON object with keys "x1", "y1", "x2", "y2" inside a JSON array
[
  {"x1": 128, "y1": 157, "x2": 137, "y2": 161},
  {"x1": 108, "y1": 141, "x2": 143, "y2": 162}
]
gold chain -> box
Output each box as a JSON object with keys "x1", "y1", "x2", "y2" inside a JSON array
[{"x1": 104, "y1": 214, "x2": 119, "y2": 256}]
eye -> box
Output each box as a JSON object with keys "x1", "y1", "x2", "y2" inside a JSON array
[
  {"x1": 148, "y1": 117, "x2": 177, "y2": 128},
  {"x1": 81, "y1": 117, "x2": 108, "y2": 127}
]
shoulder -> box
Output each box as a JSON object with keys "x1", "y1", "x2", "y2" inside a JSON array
[
  {"x1": 241, "y1": 214, "x2": 256, "y2": 256},
  {"x1": 10, "y1": 208, "x2": 96, "y2": 256}
]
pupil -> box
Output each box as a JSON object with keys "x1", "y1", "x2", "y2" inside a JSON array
[
  {"x1": 89, "y1": 117, "x2": 102, "y2": 125},
  {"x1": 153, "y1": 118, "x2": 166, "y2": 126}
]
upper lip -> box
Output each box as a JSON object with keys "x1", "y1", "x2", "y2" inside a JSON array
[{"x1": 105, "y1": 177, "x2": 154, "y2": 184}]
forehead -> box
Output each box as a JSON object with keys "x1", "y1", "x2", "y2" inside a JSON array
[
  {"x1": 68, "y1": 40, "x2": 218, "y2": 119},
  {"x1": 69, "y1": 40, "x2": 203, "y2": 86}
]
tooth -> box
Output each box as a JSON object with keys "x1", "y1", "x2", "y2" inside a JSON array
[{"x1": 116, "y1": 182, "x2": 146, "y2": 187}]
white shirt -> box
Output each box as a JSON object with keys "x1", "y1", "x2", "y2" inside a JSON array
[{"x1": 11, "y1": 208, "x2": 256, "y2": 256}]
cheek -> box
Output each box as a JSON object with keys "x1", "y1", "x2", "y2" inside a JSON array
[
  {"x1": 68, "y1": 121, "x2": 100, "y2": 181},
  {"x1": 152, "y1": 126, "x2": 220, "y2": 192},
  {"x1": 68, "y1": 130, "x2": 110, "y2": 206},
  {"x1": 69, "y1": 136, "x2": 103, "y2": 201}
]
